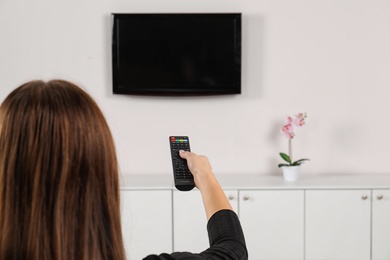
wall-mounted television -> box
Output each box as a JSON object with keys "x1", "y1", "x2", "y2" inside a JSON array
[{"x1": 111, "y1": 13, "x2": 242, "y2": 96}]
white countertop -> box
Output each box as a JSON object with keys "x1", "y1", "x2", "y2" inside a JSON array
[{"x1": 120, "y1": 173, "x2": 390, "y2": 190}]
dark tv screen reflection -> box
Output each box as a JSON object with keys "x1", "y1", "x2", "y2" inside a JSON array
[{"x1": 112, "y1": 13, "x2": 242, "y2": 95}]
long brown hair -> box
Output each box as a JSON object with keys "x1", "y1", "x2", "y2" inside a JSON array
[{"x1": 0, "y1": 80, "x2": 125, "y2": 260}]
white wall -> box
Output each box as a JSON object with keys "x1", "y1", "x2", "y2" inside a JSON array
[{"x1": 1, "y1": 0, "x2": 389, "y2": 176}]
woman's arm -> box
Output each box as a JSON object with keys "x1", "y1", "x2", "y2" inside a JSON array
[
  {"x1": 144, "y1": 151, "x2": 248, "y2": 260},
  {"x1": 179, "y1": 150, "x2": 232, "y2": 220}
]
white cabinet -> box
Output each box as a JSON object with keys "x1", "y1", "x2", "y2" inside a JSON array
[
  {"x1": 239, "y1": 190, "x2": 304, "y2": 260},
  {"x1": 173, "y1": 190, "x2": 208, "y2": 253},
  {"x1": 372, "y1": 190, "x2": 390, "y2": 260},
  {"x1": 120, "y1": 175, "x2": 390, "y2": 260},
  {"x1": 121, "y1": 190, "x2": 172, "y2": 260},
  {"x1": 172, "y1": 188, "x2": 390, "y2": 260},
  {"x1": 173, "y1": 189, "x2": 238, "y2": 253},
  {"x1": 174, "y1": 189, "x2": 304, "y2": 260},
  {"x1": 305, "y1": 190, "x2": 371, "y2": 260}
]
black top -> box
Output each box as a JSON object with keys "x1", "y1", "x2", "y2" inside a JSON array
[{"x1": 143, "y1": 209, "x2": 248, "y2": 260}]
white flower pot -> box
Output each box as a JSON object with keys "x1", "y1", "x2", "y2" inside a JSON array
[{"x1": 282, "y1": 165, "x2": 300, "y2": 181}]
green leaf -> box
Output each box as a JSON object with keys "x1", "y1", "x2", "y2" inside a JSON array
[
  {"x1": 294, "y1": 158, "x2": 310, "y2": 164},
  {"x1": 278, "y1": 163, "x2": 290, "y2": 168},
  {"x1": 279, "y1": 153, "x2": 291, "y2": 163},
  {"x1": 291, "y1": 159, "x2": 310, "y2": 166}
]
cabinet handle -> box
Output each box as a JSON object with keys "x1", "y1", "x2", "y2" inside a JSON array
[
  {"x1": 243, "y1": 195, "x2": 250, "y2": 201},
  {"x1": 377, "y1": 194, "x2": 383, "y2": 200},
  {"x1": 228, "y1": 195, "x2": 235, "y2": 200},
  {"x1": 361, "y1": 195, "x2": 368, "y2": 200}
]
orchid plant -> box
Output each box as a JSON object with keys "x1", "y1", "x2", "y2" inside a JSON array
[{"x1": 278, "y1": 113, "x2": 309, "y2": 167}]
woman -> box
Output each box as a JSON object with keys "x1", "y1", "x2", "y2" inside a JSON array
[
  {"x1": 0, "y1": 80, "x2": 247, "y2": 260},
  {"x1": 0, "y1": 80, "x2": 125, "y2": 260}
]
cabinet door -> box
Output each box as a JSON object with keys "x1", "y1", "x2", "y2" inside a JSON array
[
  {"x1": 173, "y1": 189, "x2": 238, "y2": 253},
  {"x1": 239, "y1": 190, "x2": 304, "y2": 260},
  {"x1": 121, "y1": 190, "x2": 172, "y2": 260},
  {"x1": 305, "y1": 190, "x2": 371, "y2": 260},
  {"x1": 372, "y1": 190, "x2": 390, "y2": 260}
]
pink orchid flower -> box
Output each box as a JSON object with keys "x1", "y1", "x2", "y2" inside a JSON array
[
  {"x1": 294, "y1": 113, "x2": 307, "y2": 127},
  {"x1": 279, "y1": 113, "x2": 308, "y2": 166},
  {"x1": 281, "y1": 123, "x2": 294, "y2": 139}
]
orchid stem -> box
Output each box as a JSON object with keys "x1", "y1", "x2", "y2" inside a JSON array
[{"x1": 289, "y1": 139, "x2": 292, "y2": 162}]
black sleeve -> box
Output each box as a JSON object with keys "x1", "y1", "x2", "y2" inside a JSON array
[{"x1": 143, "y1": 209, "x2": 248, "y2": 260}]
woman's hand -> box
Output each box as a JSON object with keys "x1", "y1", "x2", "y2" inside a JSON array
[{"x1": 179, "y1": 150, "x2": 216, "y2": 191}]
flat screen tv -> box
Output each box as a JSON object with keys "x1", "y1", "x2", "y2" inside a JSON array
[{"x1": 112, "y1": 13, "x2": 242, "y2": 95}]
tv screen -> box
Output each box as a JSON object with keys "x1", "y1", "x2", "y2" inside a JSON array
[{"x1": 112, "y1": 13, "x2": 242, "y2": 95}]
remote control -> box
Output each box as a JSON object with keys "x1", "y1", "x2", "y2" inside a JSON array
[{"x1": 169, "y1": 136, "x2": 195, "y2": 191}]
